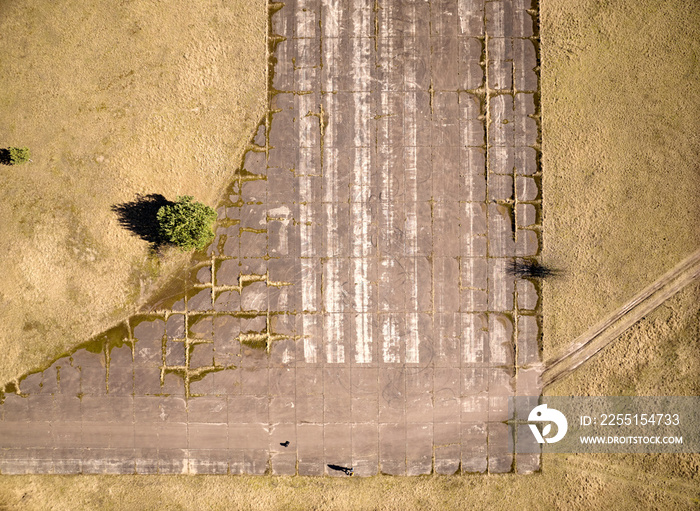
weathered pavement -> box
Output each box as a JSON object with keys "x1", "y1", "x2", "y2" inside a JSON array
[{"x1": 0, "y1": 0, "x2": 542, "y2": 475}]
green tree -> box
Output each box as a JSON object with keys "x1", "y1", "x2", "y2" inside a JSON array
[
  {"x1": 156, "y1": 196, "x2": 217, "y2": 251},
  {"x1": 2, "y1": 147, "x2": 31, "y2": 165}
]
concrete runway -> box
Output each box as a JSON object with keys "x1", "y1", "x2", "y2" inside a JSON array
[{"x1": 0, "y1": 0, "x2": 543, "y2": 475}]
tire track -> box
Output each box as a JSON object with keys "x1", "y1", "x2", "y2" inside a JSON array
[{"x1": 542, "y1": 248, "x2": 700, "y2": 387}]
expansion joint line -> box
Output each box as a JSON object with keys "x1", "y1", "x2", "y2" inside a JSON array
[
  {"x1": 482, "y1": 8, "x2": 490, "y2": 476},
  {"x1": 483, "y1": 28, "x2": 491, "y2": 255}
]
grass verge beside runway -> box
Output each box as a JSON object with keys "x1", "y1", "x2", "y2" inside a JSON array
[
  {"x1": 0, "y1": 0, "x2": 266, "y2": 384},
  {"x1": 540, "y1": 0, "x2": 700, "y2": 356},
  {"x1": 0, "y1": 454, "x2": 696, "y2": 511},
  {"x1": 541, "y1": 0, "x2": 699, "y2": 506}
]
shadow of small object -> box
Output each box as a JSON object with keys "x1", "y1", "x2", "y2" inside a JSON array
[
  {"x1": 327, "y1": 464, "x2": 354, "y2": 476},
  {"x1": 0, "y1": 149, "x2": 11, "y2": 165},
  {"x1": 111, "y1": 193, "x2": 174, "y2": 249},
  {"x1": 507, "y1": 259, "x2": 562, "y2": 279},
  {"x1": 280, "y1": 441, "x2": 290, "y2": 448}
]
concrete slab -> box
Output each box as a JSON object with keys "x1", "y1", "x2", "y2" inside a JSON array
[
  {"x1": 187, "y1": 423, "x2": 226, "y2": 450},
  {"x1": 517, "y1": 315, "x2": 541, "y2": 366},
  {"x1": 3, "y1": 0, "x2": 543, "y2": 475},
  {"x1": 406, "y1": 423, "x2": 433, "y2": 475},
  {"x1": 379, "y1": 423, "x2": 406, "y2": 475}
]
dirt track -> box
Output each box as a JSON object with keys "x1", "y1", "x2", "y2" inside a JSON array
[{"x1": 542, "y1": 248, "x2": 700, "y2": 387}]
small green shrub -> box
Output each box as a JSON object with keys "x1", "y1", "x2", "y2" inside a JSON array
[
  {"x1": 156, "y1": 196, "x2": 217, "y2": 251},
  {"x1": 2, "y1": 147, "x2": 31, "y2": 165}
]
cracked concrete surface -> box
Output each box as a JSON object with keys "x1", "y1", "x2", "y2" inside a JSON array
[{"x1": 0, "y1": 0, "x2": 542, "y2": 475}]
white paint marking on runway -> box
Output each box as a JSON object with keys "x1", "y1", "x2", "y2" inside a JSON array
[
  {"x1": 381, "y1": 314, "x2": 400, "y2": 363},
  {"x1": 303, "y1": 314, "x2": 318, "y2": 363},
  {"x1": 282, "y1": 346, "x2": 292, "y2": 364},
  {"x1": 462, "y1": 313, "x2": 486, "y2": 364},
  {"x1": 489, "y1": 313, "x2": 511, "y2": 366},
  {"x1": 322, "y1": 61, "x2": 345, "y2": 363},
  {"x1": 351, "y1": 3, "x2": 373, "y2": 364},
  {"x1": 404, "y1": 8, "x2": 420, "y2": 364},
  {"x1": 296, "y1": 7, "x2": 320, "y2": 363},
  {"x1": 491, "y1": 252, "x2": 508, "y2": 311},
  {"x1": 457, "y1": 0, "x2": 482, "y2": 36},
  {"x1": 269, "y1": 205, "x2": 291, "y2": 255},
  {"x1": 322, "y1": 0, "x2": 341, "y2": 38}
]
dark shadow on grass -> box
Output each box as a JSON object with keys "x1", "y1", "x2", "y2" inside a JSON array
[
  {"x1": 507, "y1": 259, "x2": 562, "y2": 279},
  {"x1": 0, "y1": 149, "x2": 11, "y2": 165},
  {"x1": 111, "y1": 193, "x2": 174, "y2": 249}
]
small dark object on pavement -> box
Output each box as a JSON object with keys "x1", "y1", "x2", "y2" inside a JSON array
[
  {"x1": 280, "y1": 441, "x2": 290, "y2": 447},
  {"x1": 328, "y1": 464, "x2": 354, "y2": 476}
]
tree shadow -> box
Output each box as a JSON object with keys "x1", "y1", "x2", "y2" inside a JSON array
[
  {"x1": 327, "y1": 464, "x2": 353, "y2": 475},
  {"x1": 0, "y1": 149, "x2": 11, "y2": 165},
  {"x1": 111, "y1": 193, "x2": 174, "y2": 249},
  {"x1": 507, "y1": 259, "x2": 562, "y2": 279}
]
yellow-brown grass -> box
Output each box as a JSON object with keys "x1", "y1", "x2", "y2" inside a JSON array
[
  {"x1": 0, "y1": 0, "x2": 267, "y2": 385},
  {"x1": 0, "y1": 0, "x2": 698, "y2": 508},
  {"x1": 540, "y1": 0, "x2": 700, "y2": 355},
  {"x1": 540, "y1": 0, "x2": 700, "y2": 506},
  {"x1": 0, "y1": 453, "x2": 696, "y2": 511}
]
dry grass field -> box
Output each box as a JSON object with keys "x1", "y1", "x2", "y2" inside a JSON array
[
  {"x1": 0, "y1": 0, "x2": 267, "y2": 385},
  {"x1": 540, "y1": 0, "x2": 700, "y2": 356},
  {"x1": 0, "y1": 0, "x2": 698, "y2": 509},
  {"x1": 0, "y1": 456, "x2": 696, "y2": 511},
  {"x1": 540, "y1": 0, "x2": 700, "y2": 506},
  {"x1": 547, "y1": 282, "x2": 700, "y2": 398}
]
